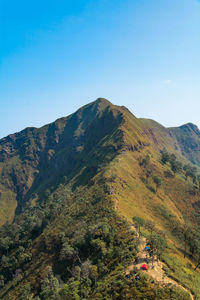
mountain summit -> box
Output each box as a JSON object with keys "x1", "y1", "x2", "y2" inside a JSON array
[
  {"x1": 0, "y1": 99, "x2": 200, "y2": 299},
  {"x1": 0, "y1": 98, "x2": 123, "y2": 223},
  {"x1": 0, "y1": 98, "x2": 200, "y2": 224}
]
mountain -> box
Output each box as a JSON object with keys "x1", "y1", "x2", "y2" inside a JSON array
[
  {"x1": 0, "y1": 98, "x2": 200, "y2": 299},
  {"x1": 0, "y1": 99, "x2": 123, "y2": 225},
  {"x1": 169, "y1": 123, "x2": 200, "y2": 166}
]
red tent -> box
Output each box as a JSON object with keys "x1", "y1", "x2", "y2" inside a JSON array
[{"x1": 141, "y1": 264, "x2": 148, "y2": 270}]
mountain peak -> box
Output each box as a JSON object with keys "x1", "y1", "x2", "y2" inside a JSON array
[
  {"x1": 94, "y1": 97, "x2": 112, "y2": 110},
  {"x1": 179, "y1": 122, "x2": 200, "y2": 135},
  {"x1": 77, "y1": 98, "x2": 112, "y2": 116},
  {"x1": 95, "y1": 97, "x2": 111, "y2": 103}
]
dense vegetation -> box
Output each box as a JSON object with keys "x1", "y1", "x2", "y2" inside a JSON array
[
  {"x1": 140, "y1": 149, "x2": 200, "y2": 270},
  {"x1": 0, "y1": 183, "x2": 185, "y2": 299},
  {"x1": 1, "y1": 98, "x2": 200, "y2": 298}
]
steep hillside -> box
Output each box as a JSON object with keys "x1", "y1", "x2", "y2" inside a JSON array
[
  {"x1": 0, "y1": 98, "x2": 124, "y2": 225},
  {"x1": 103, "y1": 109, "x2": 200, "y2": 297},
  {"x1": 139, "y1": 118, "x2": 200, "y2": 166},
  {"x1": 0, "y1": 98, "x2": 200, "y2": 299},
  {"x1": 1, "y1": 98, "x2": 199, "y2": 226},
  {"x1": 169, "y1": 123, "x2": 200, "y2": 166}
]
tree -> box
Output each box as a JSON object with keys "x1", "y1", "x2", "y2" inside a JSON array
[
  {"x1": 184, "y1": 164, "x2": 197, "y2": 182},
  {"x1": 89, "y1": 265, "x2": 98, "y2": 287},
  {"x1": 19, "y1": 284, "x2": 33, "y2": 300},
  {"x1": 59, "y1": 242, "x2": 75, "y2": 261},
  {"x1": 161, "y1": 148, "x2": 170, "y2": 164},
  {"x1": 60, "y1": 282, "x2": 80, "y2": 300},
  {"x1": 147, "y1": 233, "x2": 167, "y2": 267},
  {"x1": 153, "y1": 176, "x2": 162, "y2": 191},
  {"x1": 132, "y1": 217, "x2": 145, "y2": 238},
  {"x1": 145, "y1": 220, "x2": 155, "y2": 238},
  {"x1": 90, "y1": 238, "x2": 107, "y2": 256},
  {"x1": 40, "y1": 266, "x2": 59, "y2": 300},
  {"x1": 81, "y1": 260, "x2": 92, "y2": 278},
  {"x1": 0, "y1": 237, "x2": 11, "y2": 255},
  {"x1": 169, "y1": 153, "x2": 176, "y2": 163},
  {"x1": 140, "y1": 155, "x2": 150, "y2": 168},
  {"x1": 170, "y1": 160, "x2": 183, "y2": 174}
]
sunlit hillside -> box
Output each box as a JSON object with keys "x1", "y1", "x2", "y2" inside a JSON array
[{"x1": 0, "y1": 99, "x2": 200, "y2": 299}]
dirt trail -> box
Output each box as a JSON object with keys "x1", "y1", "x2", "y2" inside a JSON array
[{"x1": 127, "y1": 228, "x2": 194, "y2": 300}]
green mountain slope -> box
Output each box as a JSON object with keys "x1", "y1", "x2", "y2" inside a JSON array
[
  {"x1": 0, "y1": 98, "x2": 124, "y2": 225},
  {"x1": 169, "y1": 123, "x2": 200, "y2": 166},
  {"x1": 0, "y1": 98, "x2": 200, "y2": 299},
  {"x1": 139, "y1": 118, "x2": 200, "y2": 166}
]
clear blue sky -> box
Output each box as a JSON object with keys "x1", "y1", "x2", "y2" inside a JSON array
[{"x1": 0, "y1": 0, "x2": 200, "y2": 138}]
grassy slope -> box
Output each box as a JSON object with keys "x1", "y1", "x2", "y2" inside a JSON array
[
  {"x1": 0, "y1": 99, "x2": 123, "y2": 225},
  {"x1": 1, "y1": 99, "x2": 200, "y2": 298},
  {"x1": 169, "y1": 123, "x2": 200, "y2": 166},
  {"x1": 103, "y1": 109, "x2": 200, "y2": 297}
]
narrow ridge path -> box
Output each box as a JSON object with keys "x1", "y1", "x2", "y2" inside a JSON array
[{"x1": 127, "y1": 227, "x2": 194, "y2": 300}]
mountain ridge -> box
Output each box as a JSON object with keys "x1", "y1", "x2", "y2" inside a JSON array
[
  {"x1": 0, "y1": 98, "x2": 124, "y2": 224},
  {"x1": 1, "y1": 98, "x2": 200, "y2": 225},
  {"x1": 1, "y1": 98, "x2": 200, "y2": 298}
]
